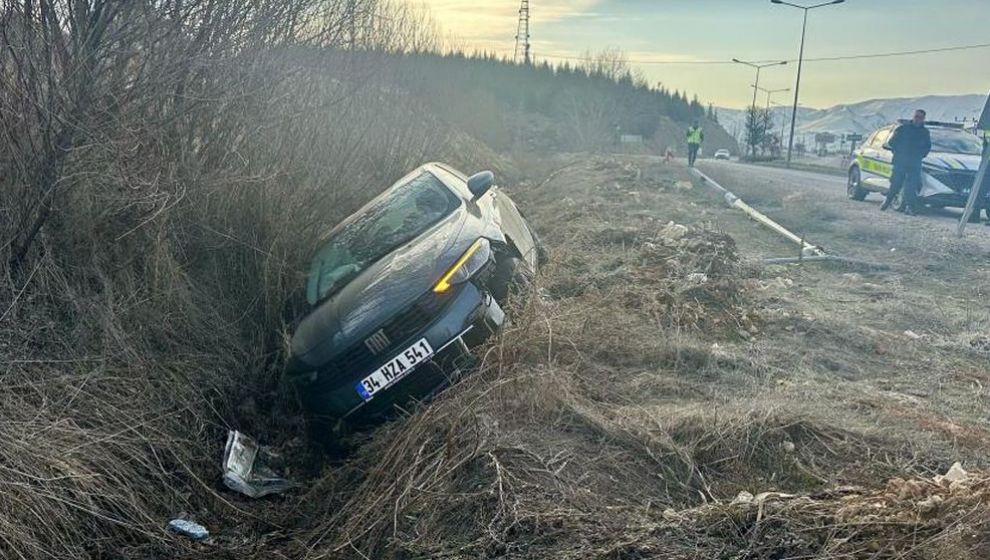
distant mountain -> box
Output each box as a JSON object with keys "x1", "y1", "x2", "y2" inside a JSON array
[{"x1": 718, "y1": 93, "x2": 987, "y2": 142}]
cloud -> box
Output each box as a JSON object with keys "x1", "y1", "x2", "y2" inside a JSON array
[{"x1": 417, "y1": 0, "x2": 601, "y2": 45}]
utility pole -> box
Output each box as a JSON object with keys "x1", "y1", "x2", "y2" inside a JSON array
[
  {"x1": 515, "y1": 0, "x2": 531, "y2": 65},
  {"x1": 771, "y1": 0, "x2": 846, "y2": 167}
]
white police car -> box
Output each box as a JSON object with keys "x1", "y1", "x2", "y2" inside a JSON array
[{"x1": 847, "y1": 121, "x2": 988, "y2": 219}]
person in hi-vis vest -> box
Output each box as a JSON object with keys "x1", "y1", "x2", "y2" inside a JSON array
[{"x1": 686, "y1": 121, "x2": 704, "y2": 167}]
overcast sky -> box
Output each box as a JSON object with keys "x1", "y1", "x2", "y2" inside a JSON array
[{"x1": 418, "y1": 0, "x2": 990, "y2": 109}]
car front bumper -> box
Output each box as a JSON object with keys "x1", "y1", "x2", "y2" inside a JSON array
[{"x1": 295, "y1": 281, "x2": 505, "y2": 424}]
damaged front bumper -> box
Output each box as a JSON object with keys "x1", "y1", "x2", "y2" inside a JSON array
[{"x1": 293, "y1": 281, "x2": 505, "y2": 425}]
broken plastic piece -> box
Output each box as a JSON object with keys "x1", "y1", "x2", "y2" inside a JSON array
[
  {"x1": 167, "y1": 519, "x2": 209, "y2": 541},
  {"x1": 222, "y1": 430, "x2": 296, "y2": 498}
]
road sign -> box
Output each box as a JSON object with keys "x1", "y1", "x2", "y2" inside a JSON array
[{"x1": 845, "y1": 133, "x2": 863, "y2": 142}]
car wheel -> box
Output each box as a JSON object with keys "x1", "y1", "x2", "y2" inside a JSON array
[
  {"x1": 491, "y1": 256, "x2": 532, "y2": 305},
  {"x1": 968, "y1": 206, "x2": 983, "y2": 223},
  {"x1": 847, "y1": 167, "x2": 868, "y2": 201}
]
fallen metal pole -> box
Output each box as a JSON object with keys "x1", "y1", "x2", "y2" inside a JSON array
[{"x1": 690, "y1": 167, "x2": 824, "y2": 257}]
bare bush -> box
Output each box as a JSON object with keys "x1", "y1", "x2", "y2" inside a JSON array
[{"x1": 0, "y1": 0, "x2": 467, "y2": 557}]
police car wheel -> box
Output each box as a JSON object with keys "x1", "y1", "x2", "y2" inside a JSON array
[{"x1": 846, "y1": 167, "x2": 868, "y2": 201}]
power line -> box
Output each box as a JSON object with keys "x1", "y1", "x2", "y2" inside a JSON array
[
  {"x1": 795, "y1": 42, "x2": 990, "y2": 62},
  {"x1": 483, "y1": 41, "x2": 990, "y2": 66}
]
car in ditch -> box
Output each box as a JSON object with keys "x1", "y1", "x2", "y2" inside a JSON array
[
  {"x1": 285, "y1": 163, "x2": 544, "y2": 450},
  {"x1": 847, "y1": 121, "x2": 989, "y2": 220}
]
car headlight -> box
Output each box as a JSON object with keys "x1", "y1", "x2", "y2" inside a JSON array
[{"x1": 434, "y1": 238, "x2": 492, "y2": 294}]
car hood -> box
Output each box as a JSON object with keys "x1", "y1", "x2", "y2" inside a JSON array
[
  {"x1": 924, "y1": 152, "x2": 982, "y2": 172},
  {"x1": 290, "y1": 210, "x2": 469, "y2": 368}
]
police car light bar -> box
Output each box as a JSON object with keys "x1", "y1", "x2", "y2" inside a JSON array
[{"x1": 896, "y1": 119, "x2": 964, "y2": 129}]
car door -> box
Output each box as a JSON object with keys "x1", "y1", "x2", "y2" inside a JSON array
[{"x1": 860, "y1": 128, "x2": 893, "y2": 191}]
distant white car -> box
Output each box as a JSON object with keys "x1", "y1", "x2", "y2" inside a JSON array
[{"x1": 714, "y1": 149, "x2": 731, "y2": 160}]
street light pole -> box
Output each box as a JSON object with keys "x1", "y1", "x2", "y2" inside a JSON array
[
  {"x1": 756, "y1": 86, "x2": 791, "y2": 110},
  {"x1": 733, "y1": 58, "x2": 787, "y2": 157},
  {"x1": 788, "y1": 8, "x2": 809, "y2": 167},
  {"x1": 771, "y1": 0, "x2": 846, "y2": 167}
]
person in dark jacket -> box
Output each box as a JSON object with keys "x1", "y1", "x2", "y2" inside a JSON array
[{"x1": 880, "y1": 109, "x2": 932, "y2": 214}]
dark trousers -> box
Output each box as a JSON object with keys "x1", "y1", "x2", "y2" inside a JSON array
[
  {"x1": 886, "y1": 163, "x2": 922, "y2": 211},
  {"x1": 687, "y1": 143, "x2": 700, "y2": 167}
]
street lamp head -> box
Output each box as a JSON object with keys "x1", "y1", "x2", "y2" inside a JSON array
[
  {"x1": 778, "y1": 61, "x2": 789, "y2": 66},
  {"x1": 732, "y1": 58, "x2": 741, "y2": 63}
]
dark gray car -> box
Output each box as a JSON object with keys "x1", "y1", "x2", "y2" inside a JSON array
[{"x1": 286, "y1": 163, "x2": 543, "y2": 448}]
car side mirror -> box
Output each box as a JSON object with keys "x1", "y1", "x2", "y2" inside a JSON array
[{"x1": 467, "y1": 171, "x2": 495, "y2": 200}]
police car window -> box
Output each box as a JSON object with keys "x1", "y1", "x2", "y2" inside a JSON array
[
  {"x1": 873, "y1": 129, "x2": 891, "y2": 148},
  {"x1": 930, "y1": 129, "x2": 983, "y2": 156}
]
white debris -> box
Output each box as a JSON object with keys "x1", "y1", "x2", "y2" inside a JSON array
[
  {"x1": 660, "y1": 221, "x2": 689, "y2": 240},
  {"x1": 222, "y1": 431, "x2": 296, "y2": 498},
  {"x1": 167, "y1": 519, "x2": 209, "y2": 541},
  {"x1": 903, "y1": 330, "x2": 923, "y2": 340},
  {"x1": 933, "y1": 462, "x2": 969, "y2": 486},
  {"x1": 733, "y1": 491, "x2": 755, "y2": 504}
]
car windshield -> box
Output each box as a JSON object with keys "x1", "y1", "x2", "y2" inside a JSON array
[
  {"x1": 930, "y1": 128, "x2": 983, "y2": 155},
  {"x1": 306, "y1": 172, "x2": 460, "y2": 305}
]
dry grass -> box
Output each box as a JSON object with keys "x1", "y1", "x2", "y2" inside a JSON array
[{"x1": 271, "y1": 156, "x2": 989, "y2": 559}]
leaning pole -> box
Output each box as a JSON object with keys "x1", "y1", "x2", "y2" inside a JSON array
[{"x1": 957, "y1": 91, "x2": 990, "y2": 237}]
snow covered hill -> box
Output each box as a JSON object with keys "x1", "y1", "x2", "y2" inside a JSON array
[{"x1": 718, "y1": 93, "x2": 987, "y2": 141}]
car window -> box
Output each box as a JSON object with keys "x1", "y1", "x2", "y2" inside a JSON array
[
  {"x1": 930, "y1": 128, "x2": 983, "y2": 155},
  {"x1": 306, "y1": 172, "x2": 460, "y2": 305},
  {"x1": 873, "y1": 129, "x2": 891, "y2": 148}
]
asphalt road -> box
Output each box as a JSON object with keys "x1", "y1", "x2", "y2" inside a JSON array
[
  {"x1": 702, "y1": 160, "x2": 847, "y2": 193},
  {"x1": 686, "y1": 157, "x2": 990, "y2": 276},
  {"x1": 697, "y1": 159, "x2": 979, "y2": 229}
]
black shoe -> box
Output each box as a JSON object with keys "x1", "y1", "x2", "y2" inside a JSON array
[{"x1": 879, "y1": 199, "x2": 891, "y2": 211}]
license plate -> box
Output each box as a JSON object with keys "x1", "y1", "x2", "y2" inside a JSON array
[{"x1": 355, "y1": 338, "x2": 434, "y2": 401}]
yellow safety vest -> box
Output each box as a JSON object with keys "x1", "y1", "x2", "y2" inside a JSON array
[{"x1": 687, "y1": 127, "x2": 703, "y2": 144}]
